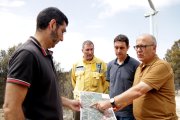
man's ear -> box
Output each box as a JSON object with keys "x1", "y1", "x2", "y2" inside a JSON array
[
  {"x1": 52, "y1": 23, "x2": 56, "y2": 31},
  {"x1": 49, "y1": 19, "x2": 56, "y2": 30}
]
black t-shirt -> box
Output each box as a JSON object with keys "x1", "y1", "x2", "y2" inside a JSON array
[{"x1": 7, "y1": 37, "x2": 63, "y2": 120}]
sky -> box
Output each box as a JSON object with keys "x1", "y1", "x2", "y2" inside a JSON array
[{"x1": 0, "y1": 0, "x2": 180, "y2": 71}]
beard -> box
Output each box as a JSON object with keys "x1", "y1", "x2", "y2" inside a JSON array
[{"x1": 50, "y1": 30, "x2": 59, "y2": 44}]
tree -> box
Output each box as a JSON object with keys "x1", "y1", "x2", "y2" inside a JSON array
[
  {"x1": 164, "y1": 39, "x2": 180, "y2": 91},
  {"x1": 0, "y1": 45, "x2": 20, "y2": 107},
  {"x1": 54, "y1": 61, "x2": 73, "y2": 99}
]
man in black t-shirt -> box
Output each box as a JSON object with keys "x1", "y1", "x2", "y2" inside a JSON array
[{"x1": 3, "y1": 7, "x2": 81, "y2": 120}]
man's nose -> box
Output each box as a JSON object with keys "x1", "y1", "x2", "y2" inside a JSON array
[
  {"x1": 117, "y1": 48, "x2": 121, "y2": 52},
  {"x1": 88, "y1": 50, "x2": 93, "y2": 54}
]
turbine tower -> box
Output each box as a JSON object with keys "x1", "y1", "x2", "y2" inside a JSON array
[{"x1": 144, "y1": 0, "x2": 158, "y2": 35}]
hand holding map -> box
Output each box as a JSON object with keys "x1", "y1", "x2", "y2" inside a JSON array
[{"x1": 80, "y1": 91, "x2": 117, "y2": 120}]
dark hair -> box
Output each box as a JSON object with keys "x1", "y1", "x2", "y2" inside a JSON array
[
  {"x1": 82, "y1": 40, "x2": 94, "y2": 49},
  {"x1": 114, "y1": 34, "x2": 129, "y2": 47},
  {"x1": 36, "y1": 7, "x2": 68, "y2": 30}
]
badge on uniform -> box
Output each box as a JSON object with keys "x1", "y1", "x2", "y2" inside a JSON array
[
  {"x1": 76, "y1": 66, "x2": 84, "y2": 71},
  {"x1": 96, "y1": 63, "x2": 102, "y2": 73}
]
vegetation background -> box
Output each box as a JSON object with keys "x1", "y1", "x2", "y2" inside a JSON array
[
  {"x1": 0, "y1": 44, "x2": 74, "y2": 108},
  {"x1": 0, "y1": 39, "x2": 180, "y2": 119}
]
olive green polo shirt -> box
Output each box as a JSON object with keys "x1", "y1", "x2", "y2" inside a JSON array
[{"x1": 133, "y1": 55, "x2": 177, "y2": 120}]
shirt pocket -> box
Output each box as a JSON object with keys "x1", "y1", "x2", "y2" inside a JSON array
[
  {"x1": 75, "y1": 71, "x2": 84, "y2": 81},
  {"x1": 92, "y1": 72, "x2": 102, "y2": 87}
]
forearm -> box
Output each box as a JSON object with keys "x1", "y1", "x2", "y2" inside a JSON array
[
  {"x1": 114, "y1": 87, "x2": 141, "y2": 109},
  {"x1": 61, "y1": 96, "x2": 71, "y2": 108},
  {"x1": 114, "y1": 82, "x2": 152, "y2": 109},
  {"x1": 61, "y1": 96, "x2": 81, "y2": 111},
  {"x1": 3, "y1": 104, "x2": 25, "y2": 120},
  {"x1": 3, "y1": 83, "x2": 28, "y2": 120}
]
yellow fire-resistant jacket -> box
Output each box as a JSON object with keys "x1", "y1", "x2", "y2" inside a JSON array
[{"x1": 71, "y1": 56, "x2": 109, "y2": 99}]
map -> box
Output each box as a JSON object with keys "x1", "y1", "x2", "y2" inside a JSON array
[{"x1": 80, "y1": 91, "x2": 117, "y2": 120}]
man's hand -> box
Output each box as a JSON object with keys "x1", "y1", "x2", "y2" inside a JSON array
[
  {"x1": 112, "y1": 106, "x2": 123, "y2": 112},
  {"x1": 69, "y1": 99, "x2": 81, "y2": 111},
  {"x1": 61, "y1": 97, "x2": 82, "y2": 111},
  {"x1": 89, "y1": 100, "x2": 112, "y2": 112}
]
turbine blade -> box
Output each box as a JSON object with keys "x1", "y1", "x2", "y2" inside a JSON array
[{"x1": 148, "y1": 0, "x2": 156, "y2": 11}]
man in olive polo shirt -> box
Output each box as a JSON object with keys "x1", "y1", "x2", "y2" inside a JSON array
[
  {"x1": 92, "y1": 33, "x2": 177, "y2": 120},
  {"x1": 132, "y1": 34, "x2": 177, "y2": 119}
]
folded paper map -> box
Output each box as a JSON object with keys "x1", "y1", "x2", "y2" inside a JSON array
[{"x1": 80, "y1": 91, "x2": 117, "y2": 120}]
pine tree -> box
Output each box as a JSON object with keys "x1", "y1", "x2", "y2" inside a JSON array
[{"x1": 164, "y1": 39, "x2": 180, "y2": 91}]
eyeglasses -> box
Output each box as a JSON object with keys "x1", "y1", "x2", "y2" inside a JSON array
[{"x1": 133, "y1": 44, "x2": 154, "y2": 50}]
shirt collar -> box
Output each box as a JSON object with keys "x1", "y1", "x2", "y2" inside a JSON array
[
  {"x1": 140, "y1": 54, "x2": 159, "y2": 67},
  {"x1": 114, "y1": 54, "x2": 130, "y2": 65},
  {"x1": 30, "y1": 36, "x2": 53, "y2": 56},
  {"x1": 83, "y1": 56, "x2": 97, "y2": 64}
]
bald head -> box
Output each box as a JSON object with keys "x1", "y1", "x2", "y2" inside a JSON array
[
  {"x1": 137, "y1": 34, "x2": 157, "y2": 46},
  {"x1": 135, "y1": 33, "x2": 157, "y2": 64}
]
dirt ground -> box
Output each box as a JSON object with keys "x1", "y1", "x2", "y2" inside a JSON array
[{"x1": 176, "y1": 94, "x2": 180, "y2": 120}]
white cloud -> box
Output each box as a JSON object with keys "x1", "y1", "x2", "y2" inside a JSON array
[
  {"x1": 0, "y1": 0, "x2": 25, "y2": 7},
  {"x1": 96, "y1": 0, "x2": 180, "y2": 18},
  {"x1": 0, "y1": 11, "x2": 35, "y2": 50},
  {"x1": 0, "y1": 0, "x2": 179, "y2": 71},
  {"x1": 52, "y1": 32, "x2": 86, "y2": 71},
  {"x1": 0, "y1": 9, "x2": 114, "y2": 72},
  {"x1": 90, "y1": 37, "x2": 115, "y2": 62},
  {"x1": 86, "y1": 24, "x2": 103, "y2": 29}
]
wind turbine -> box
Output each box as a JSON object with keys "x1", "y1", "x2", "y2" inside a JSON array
[{"x1": 144, "y1": 0, "x2": 158, "y2": 35}]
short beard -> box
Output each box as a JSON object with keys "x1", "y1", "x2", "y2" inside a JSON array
[{"x1": 50, "y1": 30, "x2": 59, "y2": 43}]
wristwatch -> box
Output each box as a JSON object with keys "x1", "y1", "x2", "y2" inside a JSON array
[{"x1": 110, "y1": 98, "x2": 116, "y2": 107}]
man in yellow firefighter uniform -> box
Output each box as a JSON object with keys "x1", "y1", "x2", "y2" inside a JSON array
[{"x1": 71, "y1": 40, "x2": 109, "y2": 120}]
